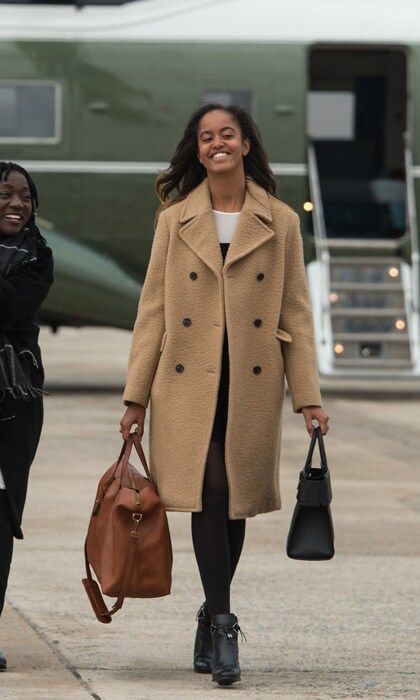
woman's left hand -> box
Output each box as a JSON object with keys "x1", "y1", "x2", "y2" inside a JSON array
[{"x1": 301, "y1": 406, "x2": 329, "y2": 436}]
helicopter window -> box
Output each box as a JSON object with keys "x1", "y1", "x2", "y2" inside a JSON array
[
  {"x1": 0, "y1": 81, "x2": 61, "y2": 144},
  {"x1": 202, "y1": 90, "x2": 253, "y2": 114},
  {"x1": 307, "y1": 91, "x2": 356, "y2": 140}
]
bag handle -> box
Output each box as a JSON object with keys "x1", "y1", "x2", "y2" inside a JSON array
[
  {"x1": 130, "y1": 432, "x2": 153, "y2": 482},
  {"x1": 303, "y1": 425, "x2": 328, "y2": 475},
  {"x1": 113, "y1": 433, "x2": 153, "y2": 483},
  {"x1": 111, "y1": 440, "x2": 130, "y2": 478}
]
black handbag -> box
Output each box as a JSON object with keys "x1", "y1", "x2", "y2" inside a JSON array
[{"x1": 286, "y1": 426, "x2": 335, "y2": 560}]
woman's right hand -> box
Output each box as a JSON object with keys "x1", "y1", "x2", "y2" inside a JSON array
[{"x1": 119, "y1": 403, "x2": 146, "y2": 441}]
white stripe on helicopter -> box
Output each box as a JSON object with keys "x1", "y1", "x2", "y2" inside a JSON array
[{"x1": 16, "y1": 161, "x2": 309, "y2": 176}]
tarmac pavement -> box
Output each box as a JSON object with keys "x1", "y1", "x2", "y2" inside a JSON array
[{"x1": 0, "y1": 328, "x2": 418, "y2": 699}]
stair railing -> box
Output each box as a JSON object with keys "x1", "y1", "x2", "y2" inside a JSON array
[
  {"x1": 404, "y1": 133, "x2": 420, "y2": 316},
  {"x1": 307, "y1": 141, "x2": 331, "y2": 349}
]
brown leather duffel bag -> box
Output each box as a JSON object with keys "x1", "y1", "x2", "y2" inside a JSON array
[{"x1": 82, "y1": 433, "x2": 172, "y2": 623}]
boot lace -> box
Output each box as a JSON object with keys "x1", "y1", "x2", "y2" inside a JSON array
[
  {"x1": 211, "y1": 622, "x2": 247, "y2": 643},
  {"x1": 196, "y1": 603, "x2": 210, "y2": 621},
  {"x1": 234, "y1": 623, "x2": 247, "y2": 643}
]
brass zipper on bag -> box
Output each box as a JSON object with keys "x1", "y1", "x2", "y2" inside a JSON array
[
  {"x1": 131, "y1": 512, "x2": 143, "y2": 537},
  {"x1": 131, "y1": 491, "x2": 142, "y2": 537}
]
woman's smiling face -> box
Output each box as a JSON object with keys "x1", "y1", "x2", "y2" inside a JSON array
[
  {"x1": 197, "y1": 110, "x2": 250, "y2": 176},
  {"x1": 0, "y1": 171, "x2": 33, "y2": 236}
]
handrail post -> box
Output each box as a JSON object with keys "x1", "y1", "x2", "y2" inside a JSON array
[
  {"x1": 307, "y1": 141, "x2": 330, "y2": 348},
  {"x1": 403, "y1": 131, "x2": 419, "y2": 315}
]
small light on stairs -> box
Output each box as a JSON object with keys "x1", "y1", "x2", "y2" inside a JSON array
[
  {"x1": 388, "y1": 267, "x2": 399, "y2": 278},
  {"x1": 395, "y1": 319, "x2": 406, "y2": 330},
  {"x1": 334, "y1": 343, "x2": 344, "y2": 354},
  {"x1": 329, "y1": 292, "x2": 338, "y2": 303},
  {"x1": 303, "y1": 201, "x2": 313, "y2": 212}
]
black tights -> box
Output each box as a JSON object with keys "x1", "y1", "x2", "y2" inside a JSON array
[
  {"x1": 0, "y1": 491, "x2": 14, "y2": 617},
  {"x1": 191, "y1": 440, "x2": 246, "y2": 619}
]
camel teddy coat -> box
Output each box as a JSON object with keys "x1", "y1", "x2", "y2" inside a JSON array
[{"x1": 123, "y1": 177, "x2": 322, "y2": 519}]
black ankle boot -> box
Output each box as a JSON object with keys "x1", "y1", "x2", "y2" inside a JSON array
[
  {"x1": 193, "y1": 602, "x2": 213, "y2": 673},
  {"x1": 0, "y1": 650, "x2": 6, "y2": 672},
  {"x1": 211, "y1": 613, "x2": 244, "y2": 686}
]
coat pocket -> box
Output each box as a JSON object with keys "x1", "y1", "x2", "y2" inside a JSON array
[
  {"x1": 159, "y1": 330, "x2": 167, "y2": 353},
  {"x1": 276, "y1": 328, "x2": 292, "y2": 343}
]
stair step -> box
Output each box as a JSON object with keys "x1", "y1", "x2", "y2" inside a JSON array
[
  {"x1": 333, "y1": 358, "x2": 413, "y2": 368},
  {"x1": 330, "y1": 257, "x2": 402, "y2": 266},
  {"x1": 330, "y1": 263, "x2": 403, "y2": 284},
  {"x1": 332, "y1": 317, "x2": 408, "y2": 333},
  {"x1": 321, "y1": 238, "x2": 401, "y2": 250},
  {"x1": 329, "y1": 289, "x2": 405, "y2": 310},
  {"x1": 331, "y1": 308, "x2": 406, "y2": 317},
  {"x1": 333, "y1": 332, "x2": 410, "y2": 342},
  {"x1": 332, "y1": 334, "x2": 411, "y2": 361},
  {"x1": 330, "y1": 282, "x2": 404, "y2": 291}
]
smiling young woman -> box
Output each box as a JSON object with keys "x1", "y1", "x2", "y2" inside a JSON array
[
  {"x1": 0, "y1": 162, "x2": 54, "y2": 672},
  {"x1": 120, "y1": 103, "x2": 329, "y2": 686}
]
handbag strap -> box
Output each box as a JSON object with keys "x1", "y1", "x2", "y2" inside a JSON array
[
  {"x1": 130, "y1": 432, "x2": 153, "y2": 482},
  {"x1": 83, "y1": 525, "x2": 140, "y2": 621},
  {"x1": 113, "y1": 433, "x2": 153, "y2": 483},
  {"x1": 83, "y1": 490, "x2": 144, "y2": 621},
  {"x1": 304, "y1": 426, "x2": 328, "y2": 474},
  {"x1": 112, "y1": 440, "x2": 130, "y2": 478}
]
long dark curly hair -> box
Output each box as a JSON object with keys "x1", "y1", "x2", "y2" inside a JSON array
[{"x1": 156, "y1": 103, "x2": 277, "y2": 210}]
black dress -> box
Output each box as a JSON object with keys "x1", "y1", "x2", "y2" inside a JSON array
[{"x1": 210, "y1": 242, "x2": 230, "y2": 445}]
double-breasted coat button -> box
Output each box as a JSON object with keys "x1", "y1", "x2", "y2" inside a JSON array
[
  {"x1": 256, "y1": 272, "x2": 264, "y2": 281},
  {"x1": 190, "y1": 271, "x2": 197, "y2": 280},
  {"x1": 183, "y1": 317, "x2": 191, "y2": 327},
  {"x1": 254, "y1": 318, "x2": 262, "y2": 327},
  {"x1": 175, "y1": 364, "x2": 184, "y2": 373},
  {"x1": 253, "y1": 365, "x2": 262, "y2": 374}
]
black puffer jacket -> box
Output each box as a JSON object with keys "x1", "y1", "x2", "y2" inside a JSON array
[
  {"x1": 0, "y1": 232, "x2": 53, "y2": 537},
  {"x1": 0, "y1": 232, "x2": 53, "y2": 390}
]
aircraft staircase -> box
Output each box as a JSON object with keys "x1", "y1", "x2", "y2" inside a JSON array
[{"x1": 306, "y1": 140, "x2": 420, "y2": 377}]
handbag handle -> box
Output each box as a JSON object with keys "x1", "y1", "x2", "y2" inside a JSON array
[
  {"x1": 131, "y1": 432, "x2": 153, "y2": 482},
  {"x1": 303, "y1": 426, "x2": 328, "y2": 475},
  {"x1": 113, "y1": 433, "x2": 153, "y2": 482},
  {"x1": 112, "y1": 440, "x2": 129, "y2": 477}
]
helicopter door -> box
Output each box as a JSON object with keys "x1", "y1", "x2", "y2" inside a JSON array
[{"x1": 307, "y1": 47, "x2": 407, "y2": 241}]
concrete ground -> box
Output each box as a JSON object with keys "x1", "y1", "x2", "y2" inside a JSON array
[{"x1": 0, "y1": 328, "x2": 418, "y2": 699}]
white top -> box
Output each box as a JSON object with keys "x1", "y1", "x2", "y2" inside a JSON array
[
  {"x1": 0, "y1": 470, "x2": 5, "y2": 490},
  {"x1": 212, "y1": 210, "x2": 241, "y2": 244}
]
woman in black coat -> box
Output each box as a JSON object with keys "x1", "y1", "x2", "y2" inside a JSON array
[{"x1": 0, "y1": 162, "x2": 53, "y2": 671}]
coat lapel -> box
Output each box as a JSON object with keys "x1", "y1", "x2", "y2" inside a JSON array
[
  {"x1": 224, "y1": 178, "x2": 274, "y2": 270},
  {"x1": 179, "y1": 180, "x2": 223, "y2": 277},
  {"x1": 178, "y1": 177, "x2": 275, "y2": 278}
]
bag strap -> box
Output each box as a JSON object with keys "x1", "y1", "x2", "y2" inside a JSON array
[
  {"x1": 130, "y1": 432, "x2": 153, "y2": 482},
  {"x1": 111, "y1": 439, "x2": 131, "y2": 481},
  {"x1": 106, "y1": 514, "x2": 141, "y2": 615},
  {"x1": 113, "y1": 433, "x2": 153, "y2": 483},
  {"x1": 83, "y1": 540, "x2": 113, "y2": 622},
  {"x1": 303, "y1": 426, "x2": 328, "y2": 475},
  {"x1": 83, "y1": 512, "x2": 142, "y2": 622}
]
